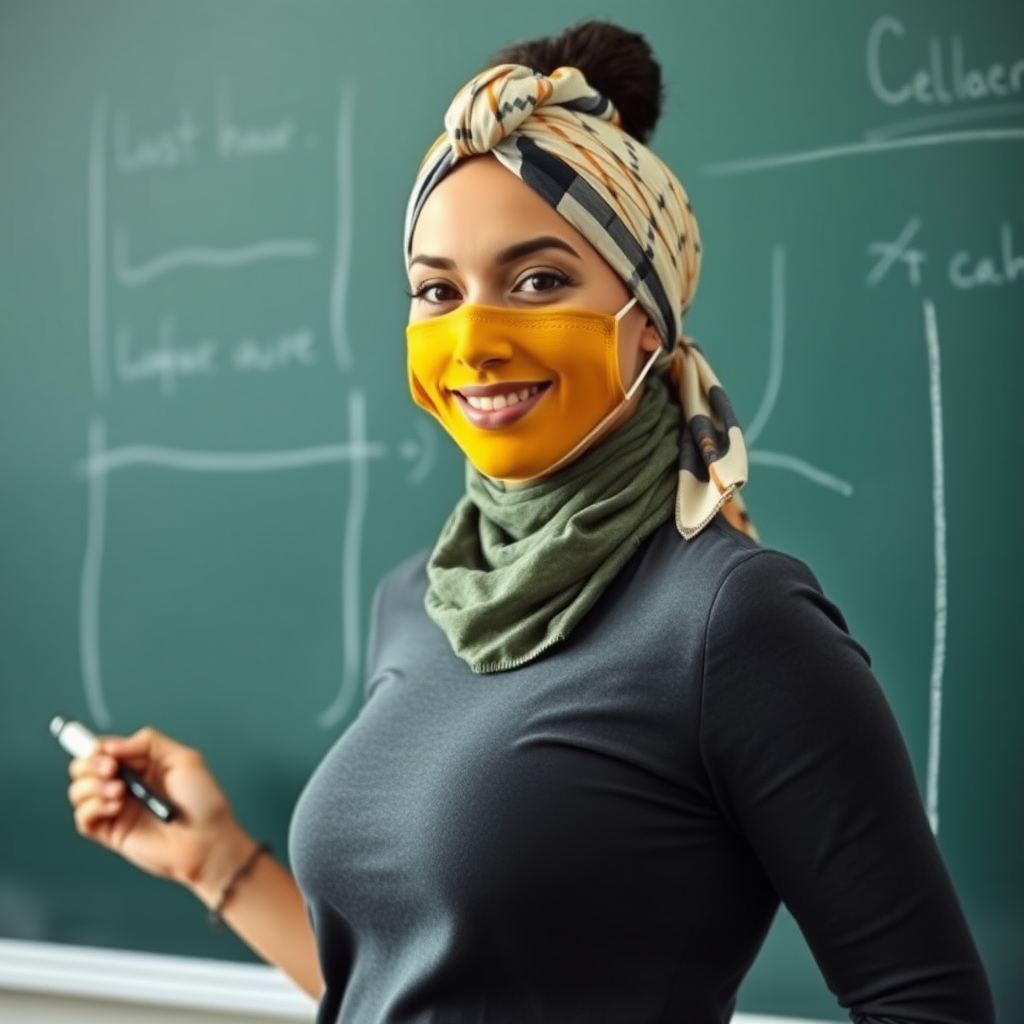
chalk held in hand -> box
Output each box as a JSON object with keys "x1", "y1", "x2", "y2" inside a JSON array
[{"x1": 50, "y1": 715, "x2": 177, "y2": 823}]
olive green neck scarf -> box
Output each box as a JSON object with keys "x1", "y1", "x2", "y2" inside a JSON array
[{"x1": 425, "y1": 379, "x2": 679, "y2": 672}]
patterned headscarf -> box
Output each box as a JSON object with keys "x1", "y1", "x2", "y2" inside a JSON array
[{"x1": 405, "y1": 63, "x2": 755, "y2": 541}]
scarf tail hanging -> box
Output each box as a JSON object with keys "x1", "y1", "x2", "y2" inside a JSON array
[{"x1": 670, "y1": 341, "x2": 757, "y2": 542}]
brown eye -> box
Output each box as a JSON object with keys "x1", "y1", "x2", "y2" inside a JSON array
[
  {"x1": 515, "y1": 270, "x2": 572, "y2": 294},
  {"x1": 410, "y1": 281, "x2": 461, "y2": 305}
]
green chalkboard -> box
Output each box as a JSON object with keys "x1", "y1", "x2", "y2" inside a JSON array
[{"x1": 1, "y1": 1, "x2": 1021, "y2": 1020}]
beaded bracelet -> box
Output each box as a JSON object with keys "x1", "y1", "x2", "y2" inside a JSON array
[{"x1": 208, "y1": 841, "x2": 271, "y2": 929}]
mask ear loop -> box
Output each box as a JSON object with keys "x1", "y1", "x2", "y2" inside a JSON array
[
  {"x1": 624, "y1": 345, "x2": 660, "y2": 400},
  {"x1": 616, "y1": 293, "x2": 658, "y2": 398},
  {"x1": 614, "y1": 295, "x2": 639, "y2": 321}
]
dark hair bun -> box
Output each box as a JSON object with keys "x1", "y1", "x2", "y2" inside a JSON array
[{"x1": 489, "y1": 20, "x2": 664, "y2": 143}]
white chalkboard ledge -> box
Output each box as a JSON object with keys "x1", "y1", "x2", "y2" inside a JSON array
[
  {"x1": 0, "y1": 937, "x2": 836, "y2": 1024},
  {"x1": 0, "y1": 938, "x2": 313, "y2": 1019}
]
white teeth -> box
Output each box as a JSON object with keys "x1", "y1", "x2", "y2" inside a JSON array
[{"x1": 464, "y1": 385, "x2": 541, "y2": 411}]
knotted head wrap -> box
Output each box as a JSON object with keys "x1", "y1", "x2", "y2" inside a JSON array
[{"x1": 405, "y1": 63, "x2": 755, "y2": 541}]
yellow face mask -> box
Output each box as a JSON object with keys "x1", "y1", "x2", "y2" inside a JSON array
[{"x1": 405, "y1": 297, "x2": 658, "y2": 482}]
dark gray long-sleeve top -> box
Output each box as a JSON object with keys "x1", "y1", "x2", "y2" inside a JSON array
[{"x1": 289, "y1": 516, "x2": 994, "y2": 1023}]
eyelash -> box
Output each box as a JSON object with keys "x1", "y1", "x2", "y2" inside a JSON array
[
  {"x1": 406, "y1": 270, "x2": 575, "y2": 304},
  {"x1": 519, "y1": 270, "x2": 574, "y2": 293},
  {"x1": 405, "y1": 283, "x2": 456, "y2": 304}
]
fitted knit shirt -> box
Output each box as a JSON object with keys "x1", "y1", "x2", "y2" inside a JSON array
[{"x1": 289, "y1": 517, "x2": 993, "y2": 1024}]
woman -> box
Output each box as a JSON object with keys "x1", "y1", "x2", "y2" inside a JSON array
[{"x1": 66, "y1": 20, "x2": 994, "y2": 1024}]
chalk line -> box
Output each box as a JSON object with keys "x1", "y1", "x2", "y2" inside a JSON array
[
  {"x1": 78, "y1": 440, "x2": 386, "y2": 477},
  {"x1": 113, "y1": 234, "x2": 319, "y2": 287},
  {"x1": 745, "y1": 246, "x2": 786, "y2": 446},
  {"x1": 924, "y1": 299, "x2": 947, "y2": 836},
  {"x1": 866, "y1": 101, "x2": 1024, "y2": 141},
  {"x1": 330, "y1": 84, "x2": 356, "y2": 371},
  {"x1": 318, "y1": 391, "x2": 369, "y2": 728},
  {"x1": 89, "y1": 97, "x2": 109, "y2": 398},
  {"x1": 701, "y1": 126, "x2": 1024, "y2": 176},
  {"x1": 747, "y1": 450, "x2": 854, "y2": 496},
  {"x1": 80, "y1": 420, "x2": 113, "y2": 726}
]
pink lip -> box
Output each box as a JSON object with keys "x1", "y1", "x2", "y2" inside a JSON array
[{"x1": 450, "y1": 382, "x2": 550, "y2": 429}]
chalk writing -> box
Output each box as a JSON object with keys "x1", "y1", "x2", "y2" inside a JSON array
[
  {"x1": 701, "y1": 20, "x2": 1024, "y2": 177},
  {"x1": 112, "y1": 84, "x2": 299, "y2": 175},
  {"x1": 867, "y1": 220, "x2": 1023, "y2": 291},
  {"x1": 114, "y1": 319, "x2": 319, "y2": 393},
  {"x1": 90, "y1": 84, "x2": 357, "y2": 402},
  {"x1": 115, "y1": 108, "x2": 202, "y2": 174},
  {"x1": 949, "y1": 223, "x2": 1024, "y2": 290},
  {"x1": 868, "y1": 17, "x2": 1024, "y2": 110},
  {"x1": 115, "y1": 319, "x2": 217, "y2": 394},
  {"x1": 867, "y1": 218, "x2": 927, "y2": 288},
  {"x1": 217, "y1": 83, "x2": 296, "y2": 160},
  {"x1": 232, "y1": 329, "x2": 316, "y2": 372}
]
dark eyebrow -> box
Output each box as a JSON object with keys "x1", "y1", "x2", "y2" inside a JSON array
[
  {"x1": 408, "y1": 235, "x2": 582, "y2": 272},
  {"x1": 407, "y1": 253, "x2": 456, "y2": 271},
  {"x1": 496, "y1": 236, "x2": 582, "y2": 264}
]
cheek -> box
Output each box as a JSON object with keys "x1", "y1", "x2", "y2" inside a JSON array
[{"x1": 406, "y1": 325, "x2": 451, "y2": 398}]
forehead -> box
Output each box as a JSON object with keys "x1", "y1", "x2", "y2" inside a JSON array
[{"x1": 409, "y1": 155, "x2": 602, "y2": 264}]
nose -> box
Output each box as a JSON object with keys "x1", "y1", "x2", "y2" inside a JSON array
[{"x1": 452, "y1": 312, "x2": 514, "y2": 371}]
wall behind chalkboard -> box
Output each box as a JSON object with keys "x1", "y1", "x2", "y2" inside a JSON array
[{"x1": 1, "y1": 2, "x2": 1021, "y2": 1020}]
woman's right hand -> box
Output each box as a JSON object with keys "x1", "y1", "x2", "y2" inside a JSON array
[
  {"x1": 69, "y1": 727, "x2": 323, "y2": 997},
  {"x1": 67, "y1": 726, "x2": 251, "y2": 901}
]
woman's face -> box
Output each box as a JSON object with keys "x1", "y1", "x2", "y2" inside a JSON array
[{"x1": 406, "y1": 156, "x2": 661, "y2": 476}]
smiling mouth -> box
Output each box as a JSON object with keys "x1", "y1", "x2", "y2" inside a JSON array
[
  {"x1": 459, "y1": 384, "x2": 544, "y2": 411},
  {"x1": 451, "y1": 382, "x2": 550, "y2": 427}
]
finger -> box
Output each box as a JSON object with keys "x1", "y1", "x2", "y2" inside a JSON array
[
  {"x1": 105, "y1": 733, "x2": 208, "y2": 785},
  {"x1": 114, "y1": 753, "x2": 159, "y2": 774},
  {"x1": 69, "y1": 776, "x2": 124, "y2": 808},
  {"x1": 73, "y1": 793, "x2": 125, "y2": 836},
  {"x1": 68, "y1": 753, "x2": 119, "y2": 782},
  {"x1": 99, "y1": 726, "x2": 184, "y2": 762}
]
